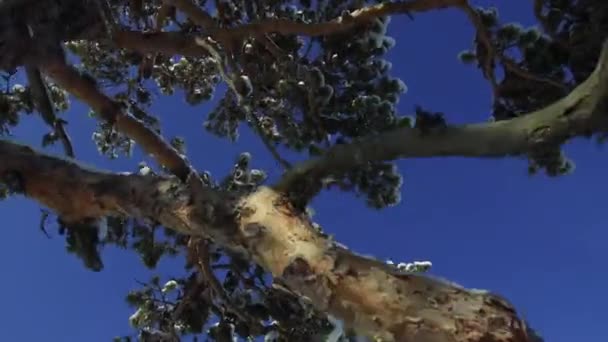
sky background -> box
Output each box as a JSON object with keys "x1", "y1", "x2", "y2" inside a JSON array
[{"x1": 1, "y1": 2, "x2": 605, "y2": 341}]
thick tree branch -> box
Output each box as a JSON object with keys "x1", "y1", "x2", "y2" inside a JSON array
[
  {"x1": 276, "y1": 40, "x2": 608, "y2": 193},
  {"x1": 145, "y1": 0, "x2": 486, "y2": 60},
  {"x1": 3, "y1": 0, "x2": 455, "y2": 37},
  {"x1": 108, "y1": 0, "x2": 460, "y2": 59},
  {"x1": 176, "y1": 0, "x2": 459, "y2": 38},
  {"x1": 0, "y1": 138, "x2": 538, "y2": 341},
  {"x1": 40, "y1": 56, "x2": 195, "y2": 181}
]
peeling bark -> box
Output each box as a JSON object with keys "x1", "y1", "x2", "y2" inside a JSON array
[
  {"x1": 0, "y1": 139, "x2": 539, "y2": 341},
  {"x1": 237, "y1": 188, "x2": 536, "y2": 342}
]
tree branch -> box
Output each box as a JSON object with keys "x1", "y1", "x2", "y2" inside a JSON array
[
  {"x1": 0, "y1": 138, "x2": 538, "y2": 341},
  {"x1": 275, "y1": 40, "x2": 608, "y2": 194},
  {"x1": 25, "y1": 65, "x2": 75, "y2": 157},
  {"x1": 109, "y1": 0, "x2": 467, "y2": 60},
  {"x1": 112, "y1": 30, "x2": 210, "y2": 58},
  {"x1": 531, "y1": 0, "x2": 566, "y2": 46},
  {"x1": 500, "y1": 55, "x2": 568, "y2": 92},
  {"x1": 190, "y1": 238, "x2": 265, "y2": 334},
  {"x1": 39, "y1": 55, "x2": 195, "y2": 181},
  {"x1": 186, "y1": 0, "x2": 460, "y2": 38},
  {"x1": 167, "y1": 0, "x2": 216, "y2": 31}
]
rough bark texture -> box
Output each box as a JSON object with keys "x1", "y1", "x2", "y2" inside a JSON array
[{"x1": 0, "y1": 139, "x2": 538, "y2": 342}]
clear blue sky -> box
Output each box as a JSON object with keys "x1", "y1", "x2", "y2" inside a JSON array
[{"x1": 1, "y1": 2, "x2": 605, "y2": 341}]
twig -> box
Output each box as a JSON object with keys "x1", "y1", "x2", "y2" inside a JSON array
[{"x1": 39, "y1": 209, "x2": 52, "y2": 238}]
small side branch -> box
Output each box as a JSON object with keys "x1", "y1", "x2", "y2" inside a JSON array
[{"x1": 25, "y1": 65, "x2": 75, "y2": 157}]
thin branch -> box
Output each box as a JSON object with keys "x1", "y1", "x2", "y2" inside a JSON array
[
  {"x1": 191, "y1": 238, "x2": 264, "y2": 332},
  {"x1": 470, "y1": 1, "x2": 568, "y2": 94},
  {"x1": 275, "y1": 39, "x2": 608, "y2": 194},
  {"x1": 500, "y1": 55, "x2": 569, "y2": 91},
  {"x1": 39, "y1": 55, "x2": 195, "y2": 181},
  {"x1": 155, "y1": 3, "x2": 176, "y2": 31},
  {"x1": 192, "y1": 238, "x2": 225, "y2": 300},
  {"x1": 171, "y1": 242, "x2": 210, "y2": 322},
  {"x1": 260, "y1": 34, "x2": 284, "y2": 58},
  {"x1": 194, "y1": 37, "x2": 292, "y2": 169},
  {"x1": 24, "y1": 65, "x2": 75, "y2": 157},
  {"x1": 94, "y1": 0, "x2": 116, "y2": 40},
  {"x1": 457, "y1": 2, "x2": 498, "y2": 93},
  {"x1": 39, "y1": 208, "x2": 52, "y2": 238}
]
